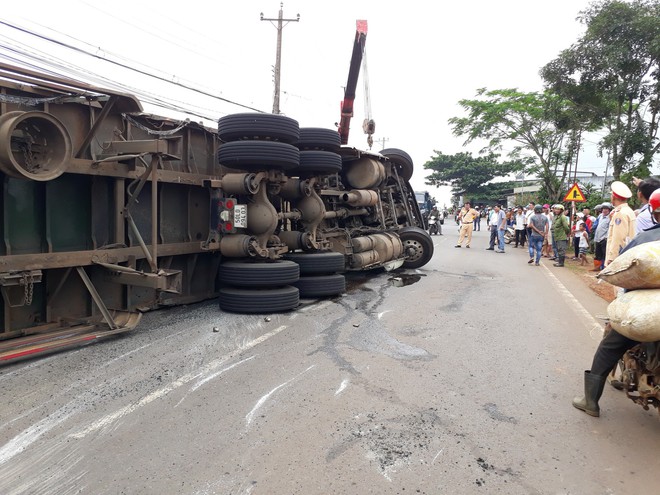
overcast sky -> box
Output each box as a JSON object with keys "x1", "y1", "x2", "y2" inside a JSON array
[{"x1": 2, "y1": 0, "x2": 636, "y2": 206}]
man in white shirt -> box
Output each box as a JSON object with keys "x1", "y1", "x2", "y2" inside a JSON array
[
  {"x1": 633, "y1": 176, "x2": 660, "y2": 234},
  {"x1": 524, "y1": 202, "x2": 535, "y2": 240}
]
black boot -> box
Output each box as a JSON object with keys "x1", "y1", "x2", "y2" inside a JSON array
[
  {"x1": 572, "y1": 371, "x2": 607, "y2": 417},
  {"x1": 553, "y1": 255, "x2": 565, "y2": 267}
]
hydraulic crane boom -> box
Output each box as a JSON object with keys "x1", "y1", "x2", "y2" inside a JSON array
[{"x1": 338, "y1": 20, "x2": 368, "y2": 145}]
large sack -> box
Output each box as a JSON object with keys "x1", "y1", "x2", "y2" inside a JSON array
[
  {"x1": 607, "y1": 289, "x2": 660, "y2": 342},
  {"x1": 597, "y1": 241, "x2": 660, "y2": 289}
]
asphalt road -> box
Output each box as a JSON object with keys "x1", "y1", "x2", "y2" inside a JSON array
[{"x1": 1, "y1": 227, "x2": 659, "y2": 495}]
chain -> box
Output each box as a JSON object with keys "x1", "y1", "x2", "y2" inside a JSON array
[
  {"x1": 21, "y1": 272, "x2": 34, "y2": 306},
  {"x1": 21, "y1": 138, "x2": 36, "y2": 173}
]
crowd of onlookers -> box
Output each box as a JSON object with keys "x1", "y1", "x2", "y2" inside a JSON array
[{"x1": 450, "y1": 175, "x2": 660, "y2": 270}]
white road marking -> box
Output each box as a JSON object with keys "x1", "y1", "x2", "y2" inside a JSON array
[
  {"x1": 69, "y1": 326, "x2": 289, "y2": 440},
  {"x1": 335, "y1": 379, "x2": 349, "y2": 396},
  {"x1": 540, "y1": 264, "x2": 604, "y2": 340},
  {"x1": 245, "y1": 365, "x2": 315, "y2": 429}
]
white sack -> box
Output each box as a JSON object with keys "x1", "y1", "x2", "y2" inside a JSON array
[
  {"x1": 598, "y1": 241, "x2": 660, "y2": 289},
  {"x1": 607, "y1": 288, "x2": 660, "y2": 342}
]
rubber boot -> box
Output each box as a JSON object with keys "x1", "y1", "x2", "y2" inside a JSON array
[
  {"x1": 572, "y1": 371, "x2": 607, "y2": 417},
  {"x1": 553, "y1": 255, "x2": 565, "y2": 267},
  {"x1": 591, "y1": 260, "x2": 601, "y2": 272}
]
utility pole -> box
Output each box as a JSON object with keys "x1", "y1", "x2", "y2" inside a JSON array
[
  {"x1": 260, "y1": 3, "x2": 300, "y2": 114},
  {"x1": 374, "y1": 137, "x2": 389, "y2": 150}
]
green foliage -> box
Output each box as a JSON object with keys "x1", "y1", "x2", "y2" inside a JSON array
[
  {"x1": 423, "y1": 150, "x2": 522, "y2": 199},
  {"x1": 541, "y1": 0, "x2": 660, "y2": 179},
  {"x1": 448, "y1": 88, "x2": 580, "y2": 203}
]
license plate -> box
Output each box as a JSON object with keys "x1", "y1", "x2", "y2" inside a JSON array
[{"x1": 234, "y1": 204, "x2": 248, "y2": 228}]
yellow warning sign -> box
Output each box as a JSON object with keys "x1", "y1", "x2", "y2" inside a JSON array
[{"x1": 563, "y1": 183, "x2": 586, "y2": 202}]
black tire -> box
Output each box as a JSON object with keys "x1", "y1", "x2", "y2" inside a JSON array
[
  {"x1": 294, "y1": 274, "x2": 346, "y2": 298},
  {"x1": 296, "y1": 127, "x2": 341, "y2": 153},
  {"x1": 398, "y1": 226, "x2": 434, "y2": 269},
  {"x1": 218, "y1": 286, "x2": 299, "y2": 313},
  {"x1": 218, "y1": 141, "x2": 299, "y2": 171},
  {"x1": 219, "y1": 260, "x2": 299, "y2": 288},
  {"x1": 283, "y1": 251, "x2": 346, "y2": 275},
  {"x1": 290, "y1": 150, "x2": 342, "y2": 176},
  {"x1": 217, "y1": 113, "x2": 300, "y2": 144},
  {"x1": 381, "y1": 148, "x2": 414, "y2": 181}
]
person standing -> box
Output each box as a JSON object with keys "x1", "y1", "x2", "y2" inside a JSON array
[
  {"x1": 541, "y1": 204, "x2": 553, "y2": 258},
  {"x1": 473, "y1": 206, "x2": 482, "y2": 231},
  {"x1": 582, "y1": 206, "x2": 595, "y2": 232},
  {"x1": 514, "y1": 206, "x2": 526, "y2": 247},
  {"x1": 493, "y1": 204, "x2": 507, "y2": 253},
  {"x1": 552, "y1": 204, "x2": 570, "y2": 267},
  {"x1": 455, "y1": 202, "x2": 479, "y2": 248},
  {"x1": 592, "y1": 202, "x2": 611, "y2": 271},
  {"x1": 572, "y1": 213, "x2": 585, "y2": 260},
  {"x1": 578, "y1": 222, "x2": 590, "y2": 266},
  {"x1": 633, "y1": 176, "x2": 660, "y2": 234},
  {"x1": 605, "y1": 181, "x2": 636, "y2": 266},
  {"x1": 527, "y1": 204, "x2": 549, "y2": 265},
  {"x1": 486, "y1": 206, "x2": 498, "y2": 250},
  {"x1": 524, "y1": 202, "x2": 535, "y2": 241}
]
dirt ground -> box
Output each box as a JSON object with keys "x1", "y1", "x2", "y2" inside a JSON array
[{"x1": 563, "y1": 255, "x2": 617, "y2": 303}]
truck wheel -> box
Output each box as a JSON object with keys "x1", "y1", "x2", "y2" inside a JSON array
[
  {"x1": 218, "y1": 141, "x2": 299, "y2": 171},
  {"x1": 217, "y1": 113, "x2": 300, "y2": 144},
  {"x1": 381, "y1": 148, "x2": 414, "y2": 181},
  {"x1": 294, "y1": 274, "x2": 346, "y2": 298},
  {"x1": 219, "y1": 260, "x2": 299, "y2": 288},
  {"x1": 290, "y1": 150, "x2": 342, "y2": 176},
  {"x1": 398, "y1": 227, "x2": 434, "y2": 269},
  {"x1": 283, "y1": 251, "x2": 346, "y2": 274},
  {"x1": 296, "y1": 127, "x2": 341, "y2": 153},
  {"x1": 218, "y1": 286, "x2": 299, "y2": 313}
]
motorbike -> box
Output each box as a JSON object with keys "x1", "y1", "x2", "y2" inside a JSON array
[
  {"x1": 503, "y1": 226, "x2": 515, "y2": 244},
  {"x1": 610, "y1": 324, "x2": 660, "y2": 415},
  {"x1": 428, "y1": 215, "x2": 441, "y2": 235}
]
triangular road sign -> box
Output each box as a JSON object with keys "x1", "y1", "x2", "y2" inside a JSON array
[{"x1": 563, "y1": 183, "x2": 586, "y2": 202}]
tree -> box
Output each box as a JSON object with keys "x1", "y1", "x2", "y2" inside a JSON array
[
  {"x1": 541, "y1": 0, "x2": 660, "y2": 180},
  {"x1": 448, "y1": 88, "x2": 581, "y2": 203},
  {"x1": 423, "y1": 150, "x2": 521, "y2": 202}
]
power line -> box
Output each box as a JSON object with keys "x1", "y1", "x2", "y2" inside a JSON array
[{"x1": 0, "y1": 19, "x2": 266, "y2": 114}]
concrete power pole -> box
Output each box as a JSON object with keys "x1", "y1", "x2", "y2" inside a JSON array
[
  {"x1": 260, "y1": 3, "x2": 300, "y2": 114},
  {"x1": 374, "y1": 137, "x2": 389, "y2": 150}
]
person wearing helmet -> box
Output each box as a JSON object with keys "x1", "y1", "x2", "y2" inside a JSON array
[
  {"x1": 592, "y1": 203, "x2": 612, "y2": 271},
  {"x1": 632, "y1": 176, "x2": 660, "y2": 234},
  {"x1": 572, "y1": 189, "x2": 660, "y2": 417},
  {"x1": 551, "y1": 204, "x2": 570, "y2": 266},
  {"x1": 527, "y1": 204, "x2": 548, "y2": 265},
  {"x1": 604, "y1": 181, "x2": 636, "y2": 266}
]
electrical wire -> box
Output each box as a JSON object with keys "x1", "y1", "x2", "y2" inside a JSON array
[{"x1": 0, "y1": 19, "x2": 266, "y2": 114}]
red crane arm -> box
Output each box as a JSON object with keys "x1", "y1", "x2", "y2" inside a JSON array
[{"x1": 338, "y1": 20, "x2": 368, "y2": 145}]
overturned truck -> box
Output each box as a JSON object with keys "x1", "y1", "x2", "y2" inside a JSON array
[{"x1": 0, "y1": 63, "x2": 433, "y2": 362}]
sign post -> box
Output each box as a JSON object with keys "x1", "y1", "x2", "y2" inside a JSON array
[
  {"x1": 563, "y1": 183, "x2": 587, "y2": 203},
  {"x1": 563, "y1": 183, "x2": 587, "y2": 244}
]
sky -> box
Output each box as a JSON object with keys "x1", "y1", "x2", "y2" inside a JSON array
[{"x1": 0, "y1": 0, "x2": 631, "y2": 206}]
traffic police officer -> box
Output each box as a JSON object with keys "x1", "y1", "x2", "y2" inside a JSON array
[
  {"x1": 455, "y1": 202, "x2": 479, "y2": 248},
  {"x1": 605, "y1": 181, "x2": 636, "y2": 266}
]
